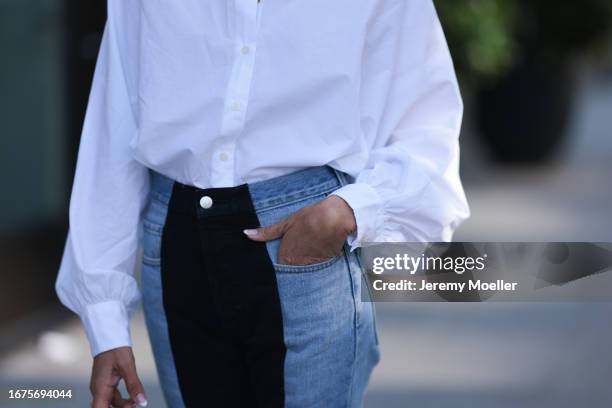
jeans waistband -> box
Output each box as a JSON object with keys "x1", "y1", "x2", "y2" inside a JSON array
[{"x1": 149, "y1": 166, "x2": 344, "y2": 215}]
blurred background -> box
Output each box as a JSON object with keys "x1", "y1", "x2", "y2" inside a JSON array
[{"x1": 1, "y1": 0, "x2": 611, "y2": 406}]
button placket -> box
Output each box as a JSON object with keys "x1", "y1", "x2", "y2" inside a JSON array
[{"x1": 209, "y1": 0, "x2": 261, "y2": 188}]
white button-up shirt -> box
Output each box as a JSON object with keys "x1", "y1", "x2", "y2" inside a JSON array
[{"x1": 56, "y1": 0, "x2": 470, "y2": 356}]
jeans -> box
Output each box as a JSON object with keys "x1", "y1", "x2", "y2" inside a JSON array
[{"x1": 141, "y1": 165, "x2": 380, "y2": 407}]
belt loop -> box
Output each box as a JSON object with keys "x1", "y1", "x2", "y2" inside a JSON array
[{"x1": 330, "y1": 166, "x2": 351, "y2": 187}]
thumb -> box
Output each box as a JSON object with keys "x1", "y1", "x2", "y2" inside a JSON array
[
  {"x1": 244, "y1": 220, "x2": 288, "y2": 242},
  {"x1": 118, "y1": 360, "x2": 147, "y2": 407}
]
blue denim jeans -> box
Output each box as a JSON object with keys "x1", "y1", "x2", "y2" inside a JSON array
[{"x1": 141, "y1": 166, "x2": 380, "y2": 407}]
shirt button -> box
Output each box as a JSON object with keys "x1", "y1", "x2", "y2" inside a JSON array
[
  {"x1": 241, "y1": 46, "x2": 250, "y2": 55},
  {"x1": 199, "y1": 196, "x2": 213, "y2": 209},
  {"x1": 219, "y1": 152, "x2": 229, "y2": 162},
  {"x1": 231, "y1": 101, "x2": 242, "y2": 111}
]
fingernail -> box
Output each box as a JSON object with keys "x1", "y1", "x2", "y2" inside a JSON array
[
  {"x1": 135, "y1": 393, "x2": 148, "y2": 407},
  {"x1": 243, "y1": 229, "x2": 258, "y2": 236}
]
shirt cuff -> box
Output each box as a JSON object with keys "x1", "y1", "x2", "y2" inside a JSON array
[
  {"x1": 331, "y1": 182, "x2": 384, "y2": 250},
  {"x1": 82, "y1": 301, "x2": 132, "y2": 357}
]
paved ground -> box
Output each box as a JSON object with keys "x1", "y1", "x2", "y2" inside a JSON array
[{"x1": 1, "y1": 73, "x2": 611, "y2": 407}]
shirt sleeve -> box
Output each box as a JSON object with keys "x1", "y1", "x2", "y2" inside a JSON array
[
  {"x1": 55, "y1": 11, "x2": 149, "y2": 357},
  {"x1": 332, "y1": 0, "x2": 470, "y2": 249}
]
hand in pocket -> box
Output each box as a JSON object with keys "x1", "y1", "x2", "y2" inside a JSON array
[{"x1": 244, "y1": 195, "x2": 356, "y2": 266}]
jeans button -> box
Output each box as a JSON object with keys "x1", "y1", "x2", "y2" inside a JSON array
[{"x1": 199, "y1": 196, "x2": 213, "y2": 209}]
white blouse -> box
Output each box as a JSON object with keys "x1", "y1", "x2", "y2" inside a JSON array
[{"x1": 56, "y1": 0, "x2": 470, "y2": 356}]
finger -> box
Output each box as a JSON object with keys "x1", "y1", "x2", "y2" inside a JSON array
[
  {"x1": 117, "y1": 361, "x2": 147, "y2": 407},
  {"x1": 243, "y1": 220, "x2": 288, "y2": 242},
  {"x1": 91, "y1": 374, "x2": 118, "y2": 408},
  {"x1": 111, "y1": 389, "x2": 133, "y2": 408},
  {"x1": 91, "y1": 384, "x2": 114, "y2": 408}
]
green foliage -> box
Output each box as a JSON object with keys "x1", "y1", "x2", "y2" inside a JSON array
[
  {"x1": 435, "y1": 0, "x2": 612, "y2": 84},
  {"x1": 436, "y1": 0, "x2": 517, "y2": 83}
]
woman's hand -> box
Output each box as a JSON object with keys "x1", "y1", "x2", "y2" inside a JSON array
[
  {"x1": 244, "y1": 195, "x2": 356, "y2": 265},
  {"x1": 91, "y1": 346, "x2": 148, "y2": 408}
]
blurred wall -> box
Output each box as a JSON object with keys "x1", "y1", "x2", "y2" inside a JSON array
[
  {"x1": 0, "y1": 0, "x2": 105, "y2": 330},
  {"x1": 0, "y1": 0, "x2": 66, "y2": 231}
]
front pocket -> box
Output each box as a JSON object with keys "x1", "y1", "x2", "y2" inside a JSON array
[
  {"x1": 142, "y1": 225, "x2": 162, "y2": 266},
  {"x1": 142, "y1": 213, "x2": 167, "y2": 266},
  {"x1": 273, "y1": 252, "x2": 344, "y2": 273},
  {"x1": 142, "y1": 190, "x2": 171, "y2": 267}
]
